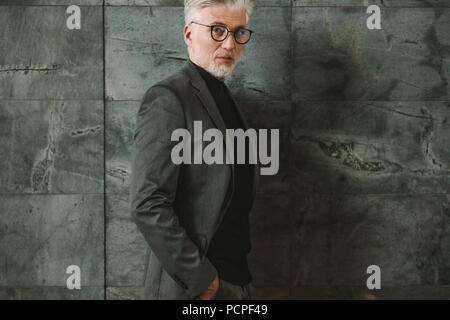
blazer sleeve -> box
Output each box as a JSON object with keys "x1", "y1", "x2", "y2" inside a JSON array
[{"x1": 130, "y1": 85, "x2": 218, "y2": 299}]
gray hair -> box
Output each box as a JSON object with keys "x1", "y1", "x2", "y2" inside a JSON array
[{"x1": 184, "y1": 0, "x2": 254, "y2": 25}]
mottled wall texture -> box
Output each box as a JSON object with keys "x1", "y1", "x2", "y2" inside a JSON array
[{"x1": 0, "y1": 0, "x2": 449, "y2": 300}]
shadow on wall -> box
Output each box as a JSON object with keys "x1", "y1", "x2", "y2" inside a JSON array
[{"x1": 283, "y1": 6, "x2": 448, "y2": 300}]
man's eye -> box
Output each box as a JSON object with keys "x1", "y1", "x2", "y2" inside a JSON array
[
  {"x1": 212, "y1": 26, "x2": 226, "y2": 35},
  {"x1": 236, "y1": 29, "x2": 247, "y2": 36}
]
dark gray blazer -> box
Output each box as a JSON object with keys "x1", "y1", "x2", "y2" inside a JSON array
[{"x1": 130, "y1": 60, "x2": 260, "y2": 300}]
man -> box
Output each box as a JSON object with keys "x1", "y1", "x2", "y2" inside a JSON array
[{"x1": 130, "y1": 0, "x2": 258, "y2": 300}]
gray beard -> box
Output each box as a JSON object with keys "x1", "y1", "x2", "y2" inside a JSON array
[{"x1": 205, "y1": 60, "x2": 236, "y2": 79}]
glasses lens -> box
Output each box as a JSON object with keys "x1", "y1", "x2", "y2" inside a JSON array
[
  {"x1": 235, "y1": 28, "x2": 250, "y2": 44},
  {"x1": 211, "y1": 26, "x2": 227, "y2": 41}
]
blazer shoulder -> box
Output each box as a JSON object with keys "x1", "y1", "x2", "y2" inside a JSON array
[{"x1": 142, "y1": 67, "x2": 194, "y2": 104}]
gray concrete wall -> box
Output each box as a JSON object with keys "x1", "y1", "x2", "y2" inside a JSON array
[{"x1": 0, "y1": 0, "x2": 449, "y2": 299}]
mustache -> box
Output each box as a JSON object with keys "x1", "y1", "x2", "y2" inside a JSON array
[{"x1": 215, "y1": 52, "x2": 234, "y2": 59}]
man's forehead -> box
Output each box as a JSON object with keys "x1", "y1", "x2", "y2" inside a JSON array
[{"x1": 200, "y1": 5, "x2": 247, "y2": 27}]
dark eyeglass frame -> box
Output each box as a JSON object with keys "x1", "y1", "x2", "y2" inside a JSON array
[{"x1": 190, "y1": 21, "x2": 254, "y2": 45}]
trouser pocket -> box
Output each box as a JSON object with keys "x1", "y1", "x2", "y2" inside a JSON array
[{"x1": 242, "y1": 283, "x2": 254, "y2": 300}]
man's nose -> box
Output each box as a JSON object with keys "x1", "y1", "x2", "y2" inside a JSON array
[{"x1": 221, "y1": 32, "x2": 236, "y2": 50}]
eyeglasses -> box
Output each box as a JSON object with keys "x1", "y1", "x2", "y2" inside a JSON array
[{"x1": 190, "y1": 21, "x2": 254, "y2": 45}]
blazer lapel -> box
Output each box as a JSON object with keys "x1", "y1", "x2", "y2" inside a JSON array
[
  {"x1": 182, "y1": 60, "x2": 259, "y2": 200},
  {"x1": 223, "y1": 85, "x2": 260, "y2": 199}
]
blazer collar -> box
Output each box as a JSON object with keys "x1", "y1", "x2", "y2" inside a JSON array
[
  {"x1": 181, "y1": 59, "x2": 260, "y2": 199},
  {"x1": 182, "y1": 60, "x2": 229, "y2": 136}
]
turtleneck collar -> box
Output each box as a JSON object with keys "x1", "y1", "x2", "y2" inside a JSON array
[{"x1": 189, "y1": 59, "x2": 225, "y2": 87}]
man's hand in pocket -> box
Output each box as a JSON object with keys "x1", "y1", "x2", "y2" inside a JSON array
[{"x1": 199, "y1": 274, "x2": 219, "y2": 300}]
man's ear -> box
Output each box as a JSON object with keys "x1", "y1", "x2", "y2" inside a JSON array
[{"x1": 184, "y1": 24, "x2": 192, "y2": 47}]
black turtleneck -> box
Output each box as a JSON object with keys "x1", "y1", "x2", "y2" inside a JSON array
[{"x1": 190, "y1": 59, "x2": 254, "y2": 286}]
